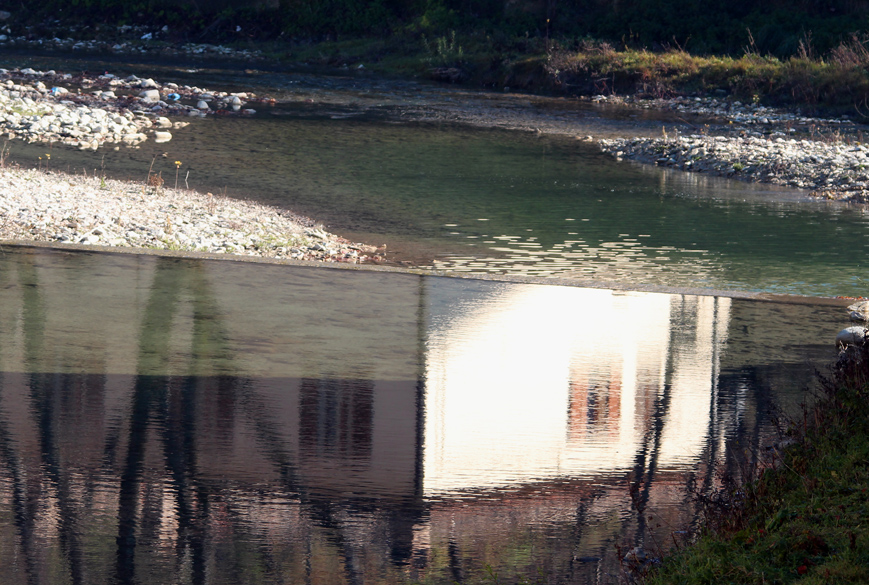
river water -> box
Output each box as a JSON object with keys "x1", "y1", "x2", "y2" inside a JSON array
[
  {"x1": 1, "y1": 55, "x2": 868, "y2": 297},
  {"x1": 0, "y1": 246, "x2": 845, "y2": 585},
  {"x1": 0, "y1": 55, "x2": 861, "y2": 584}
]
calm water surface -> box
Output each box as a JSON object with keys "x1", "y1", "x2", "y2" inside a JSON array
[
  {"x1": 0, "y1": 246, "x2": 845, "y2": 584},
  {"x1": 0, "y1": 56, "x2": 867, "y2": 296}
]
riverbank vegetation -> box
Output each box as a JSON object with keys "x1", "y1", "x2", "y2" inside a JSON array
[
  {"x1": 11, "y1": 0, "x2": 868, "y2": 57},
  {"x1": 7, "y1": 1, "x2": 869, "y2": 118},
  {"x1": 636, "y1": 342, "x2": 869, "y2": 584}
]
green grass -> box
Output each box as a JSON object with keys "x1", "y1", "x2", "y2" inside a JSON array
[{"x1": 641, "y1": 345, "x2": 869, "y2": 585}]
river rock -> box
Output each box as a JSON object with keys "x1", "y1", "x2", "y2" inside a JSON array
[
  {"x1": 121, "y1": 132, "x2": 146, "y2": 143},
  {"x1": 154, "y1": 131, "x2": 172, "y2": 143},
  {"x1": 139, "y1": 89, "x2": 160, "y2": 102},
  {"x1": 848, "y1": 301, "x2": 869, "y2": 321},
  {"x1": 196, "y1": 100, "x2": 209, "y2": 110},
  {"x1": 0, "y1": 66, "x2": 263, "y2": 152},
  {"x1": 836, "y1": 326, "x2": 868, "y2": 347}
]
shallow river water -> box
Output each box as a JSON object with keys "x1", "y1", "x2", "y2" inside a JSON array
[
  {"x1": 1, "y1": 55, "x2": 867, "y2": 296},
  {"x1": 0, "y1": 55, "x2": 862, "y2": 584}
]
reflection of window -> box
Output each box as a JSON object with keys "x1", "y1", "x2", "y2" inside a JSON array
[
  {"x1": 299, "y1": 378, "x2": 374, "y2": 460},
  {"x1": 567, "y1": 368, "x2": 622, "y2": 441}
]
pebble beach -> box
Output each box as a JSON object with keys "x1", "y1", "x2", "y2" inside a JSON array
[
  {"x1": 598, "y1": 133, "x2": 869, "y2": 203},
  {"x1": 0, "y1": 167, "x2": 383, "y2": 262},
  {"x1": 592, "y1": 94, "x2": 869, "y2": 203}
]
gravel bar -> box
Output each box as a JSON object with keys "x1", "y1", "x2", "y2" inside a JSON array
[
  {"x1": 0, "y1": 66, "x2": 266, "y2": 152},
  {"x1": 0, "y1": 166, "x2": 384, "y2": 263},
  {"x1": 589, "y1": 94, "x2": 869, "y2": 203},
  {"x1": 599, "y1": 133, "x2": 869, "y2": 203}
]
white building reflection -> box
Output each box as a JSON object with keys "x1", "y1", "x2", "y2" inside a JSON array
[
  {"x1": 0, "y1": 247, "x2": 832, "y2": 585},
  {"x1": 423, "y1": 282, "x2": 729, "y2": 495}
]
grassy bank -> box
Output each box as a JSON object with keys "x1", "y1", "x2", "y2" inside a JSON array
[
  {"x1": 544, "y1": 37, "x2": 869, "y2": 118},
  {"x1": 6, "y1": 4, "x2": 869, "y2": 118},
  {"x1": 636, "y1": 343, "x2": 869, "y2": 585},
  {"x1": 270, "y1": 32, "x2": 869, "y2": 119}
]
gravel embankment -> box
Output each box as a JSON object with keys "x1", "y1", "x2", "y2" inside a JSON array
[
  {"x1": 0, "y1": 66, "x2": 264, "y2": 150},
  {"x1": 0, "y1": 166, "x2": 382, "y2": 263},
  {"x1": 592, "y1": 94, "x2": 869, "y2": 203},
  {"x1": 599, "y1": 134, "x2": 869, "y2": 203}
]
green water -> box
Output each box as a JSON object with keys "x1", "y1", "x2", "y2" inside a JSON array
[{"x1": 1, "y1": 58, "x2": 867, "y2": 296}]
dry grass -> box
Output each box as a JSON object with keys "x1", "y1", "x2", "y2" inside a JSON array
[{"x1": 546, "y1": 36, "x2": 869, "y2": 117}]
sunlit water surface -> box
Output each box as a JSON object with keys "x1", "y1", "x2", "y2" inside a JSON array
[
  {"x1": 0, "y1": 246, "x2": 845, "y2": 584},
  {"x1": 0, "y1": 56, "x2": 866, "y2": 296}
]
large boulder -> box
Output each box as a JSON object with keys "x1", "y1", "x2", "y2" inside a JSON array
[{"x1": 836, "y1": 326, "x2": 868, "y2": 348}]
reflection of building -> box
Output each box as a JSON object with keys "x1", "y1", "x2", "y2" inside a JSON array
[
  {"x1": 423, "y1": 283, "x2": 729, "y2": 495},
  {"x1": 0, "y1": 248, "x2": 833, "y2": 585}
]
